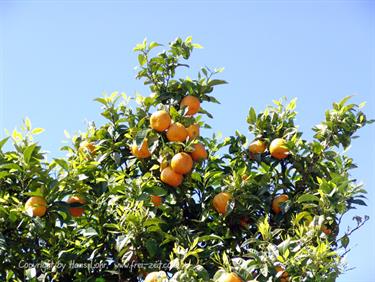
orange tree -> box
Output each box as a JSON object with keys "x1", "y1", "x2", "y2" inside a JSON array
[{"x1": 0, "y1": 37, "x2": 372, "y2": 281}]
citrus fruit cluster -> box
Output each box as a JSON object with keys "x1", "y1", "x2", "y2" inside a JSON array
[
  {"x1": 25, "y1": 195, "x2": 86, "y2": 218},
  {"x1": 131, "y1": 95, "x2": 208, "y2": 206}
]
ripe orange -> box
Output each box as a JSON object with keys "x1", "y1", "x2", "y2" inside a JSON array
[
  {"x1": 218, "y1": 272, "x2": 242, "y2": 282},
  {"x1": 191, "y1": 143, "x2": 208, "y2": 161},
  {"x1": 150, "y1": 195, "x2": 162, "y2": 207},
  {"x1": 242, "y1": 174, "x2": 250, "y2": 181},
  {"x1": 249, "y1": 140, "x2": 266, "y2": 154},
  {"x1": 186, "y1": 124, "x2": 200, "y2": 140},
  {"x1": 144, "y1": 271, "x2": 167, "y2": 282},
  {"x1": 180, "y1": 95, "x2": 201, "y2": 116},
  {"x1": 213, "y1": 192, "x2": 232, "y2": 214},
  {"x1": 272, "y1": 194, "x2": 289, "y2": 214},
  {"x1": 239, "y1": 217, "x2": 250, "y2": 228},
  {"x1": 67, "y1": 196, "x2": 86, "y2": 217},
  {"x1": 131, "y1": 139, "x2": 151, "y2": 159},
  {"x1": 269, "y1": 138, "x2": 289, "y2": 160},
  {"x1": 166, "y1": 123, "x2": 188, "y2": 142},
  {"x1": 79, "y1": 140, "x2": 96, "y2": 154},
  {"x1": 25, "y1": 196, "x2": 47, "y2": 217},
  {"x1": 150, "y1": 110, "x2": 171, "y2": 132},
  {"x1": 171, "y1": 152, "x2": 193, "y2": 175},
  {"x1": 160, "y1": 166, "x2": 183, "y2": 187},
  {"x1": 275, "y1": 266, "x2": 289, "y2": 281},
  {"x1": 321, "y1": 225, "x2": 332, "y2": 235}
]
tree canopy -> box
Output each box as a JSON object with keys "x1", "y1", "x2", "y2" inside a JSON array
[{"x1": 0, "y1": 37, "x2": 372, "y2": 282}]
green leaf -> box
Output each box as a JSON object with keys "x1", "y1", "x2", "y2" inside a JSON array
[
  {"x1": 138, "y1": 54, "x2": 147, "y2": 66},
  {"x1": 0, "y1": 137, "x2": 9, "y2": 150},
  {"x1": 208, "y1": 79, "x2": 227, "y2": 87},
  {"x1": 31, "y1": 128, "x2": 45, "y2": 135},
  {"x1": 79, "y1": 227, "x2": 98, "y2": 238},
  {"x1": 94, "y1": 97, "x2": 107, "y2": 106},
  {"x1": 12, "y1": 129, "x2": 22, "y2": 140},
  {"x1": 24, "y1": 117, "x2": 32, "y2": 130},
  {"x1": 0, "y1": 171, "x2": 9, "y2": 180},
  {"x1": 349, "y1": 199, "x2": 367, "y2": 206},
  {"x1": 341, "y1": 234, "x2": 350, "y2": 248},
  {"x1": 248, "y1": 107, "x2": 257, "y2": 124},
  {"x1": 338, "y1": 95, "x2": 353, "y2": 108},
  {"x1": 23, "y1": 143, "x2": 37, "y2": 164},
  {"x1": 143, "y1": 186, "x2": 167, "y2": 196},
  {"x1": 135, "y1": 129, "x2": 150, "y2": 146},
  {"x1": 297, "y1": 194, "x2": 320, "y2": 203},
  {"x1": 53, "y1": 158, "x2": 69, "y2": 171},
  {"x1": 149, "y1": 41, "x2": 162, "y2": 50},
  {"x1": 192, "y1": 43, "x2": 203, "y2": 49},
  {"x1": 0, "y1": 163, "x2": 22, "y2": 171},
  {"x1": 145, "y1": 238, "x2": 159, "y2": 258}
]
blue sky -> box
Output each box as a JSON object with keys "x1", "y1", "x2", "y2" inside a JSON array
[{"x1": 1, "y1": 1, "x2": 374, "y2": 281}]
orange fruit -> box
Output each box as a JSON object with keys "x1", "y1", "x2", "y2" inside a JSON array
[
  {"x1": 272, "y1": 194, "x2": 289, "y2": 214},
  {"x1": 269, "y1": 138, "x2": 289, "y2": 160},
  {"x1": 150, "y1": 110, "x2": 171, "y2": 132},
  {"x1": 275, "y1": 266, "x2": 289, "y2": 280},
  {"x1": 166, "y1": 123, "x2": 188, "y2": 142},
  {"x1": 160, "y1": 166, "x2": 183, "y2": 187},
  {"x1": 79, "y1": 140, "x2": 96, "y2": 154},
  {"x1": 239, "y1": 217, "x2": 250, "y2": 228},
  {"x1": 180, "y1": 95, "x2": 201, "y2": 115},
  {"x1": 25, "y1": 196, "x2": 47, "y2": 217},
  {"x1": 213, "y1": 192, "x2": 232, "y2": 214},
  {"x1": 131, "y1": 139, "x2": 151, "y2": 159},
  {"x1": 218, "y1": 272, "x2": 242, "y2": 282},
  {"x1": 191, "y1": 143, "x2": 208, "y2": 161},
  {"x1": 186, "y1": 124, "x2": 200, "y2": 140},
  {"x1": 67, "y1": 196, "x2": 86, "y2": 217},
  {"x1": 249, "y1": 140, "x2": 266, "y2": 154},
  {"x1": 150, "y1": 195, "x2": 162, "y2": 207},
  {"x1": 171, "y1": 152, "x2": 193, "y2": 175},
  {"x1": 242, "y1": 174, "x2": 250, "y2": 181},
  {"x1": 321, "y1": 225, "x2": 332, "y2": 235},
  {"x1": 144, "y1": 271, "x2": 167, "y2": 282}
]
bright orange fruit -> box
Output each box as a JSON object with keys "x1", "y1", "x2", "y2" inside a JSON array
[
  {"x1": 166, "y1": 123, "x2": 188, "y2": 142},
  {"x1": 67, "y1": 196, "x2": 86, "y2": 217},
  {"x1": 186, "y1": 124, "x2": 200, "y2": 140},
  {"x1": 213, "y1": 192, "x2": 232, "y2": 214},
  {"x1": 249, "y1": 140, "x2": 266, "y2": 154},
  {"x1": 269, "y1": 138, "x2": 289, "y2": 159},
  {"x1": 150, "y1": 195, "x2": 162, "y2": 207},
  {"x1": 191, "y1": 143, "x2": 208, "y2": 161},
  {"x1": 272, "y1": 194, "x2": 289, "y2": 214},
  {"x1": 160, "y1": 166, "x2": 183, "y2": 187},
  {"x1": 321, "y1": 225, "x2": 332, "y2": 235},
  {"x1": 131, "y1": 139, "x2": 151, "y2": 159},
  {"x1": 180, "y1": 95, "x2": 201, "y2": 115},
  {"x1": 25, "y1": 196, "x2": 47, "y2": 217},
  {"x1": 79, "y1": 140, "x2": 96, "y2": 154},
  {"x1": 171, "y1": 152, "x2": 193, "y2": 175},
  {"x1": 275, "y1": 266, "x2": 289, "y2": 281},
  {"x1": 218, "y1": 272, "x2": 242, "y2": 282},
  {"x1": 150, "y1": 110, "x2": 171, "y2": 132}
]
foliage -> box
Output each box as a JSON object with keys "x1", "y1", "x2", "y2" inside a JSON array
[{"x1": 0, "y1": 37, "x2": 372, "y2": 282}]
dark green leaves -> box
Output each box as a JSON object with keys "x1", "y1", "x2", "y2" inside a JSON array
[{"x1": 23, "y1": 143, "x2": 37, "y2": 164}]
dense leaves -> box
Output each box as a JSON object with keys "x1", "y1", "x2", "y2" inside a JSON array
[{"x1": 0, "y1": 37, "x2": 372, "y2": 282}]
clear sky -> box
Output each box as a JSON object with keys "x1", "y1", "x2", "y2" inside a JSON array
[{"x1": 1, "y1": 1, "x2": 374, "y2": 281}]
